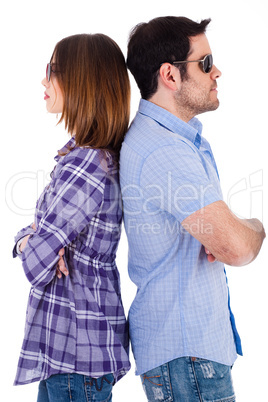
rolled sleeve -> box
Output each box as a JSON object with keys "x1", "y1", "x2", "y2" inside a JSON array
[
  {"x1": 20, "y1": 151, "x2": 106, "y2": 288},
  {"x1": 12, "y1": 224, "x2": 36, "y2": 258}
]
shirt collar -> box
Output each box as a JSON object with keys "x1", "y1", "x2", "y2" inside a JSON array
[
  {"x1": 54, "y1": 136, "x2": 76, "y2": 162},
  {"x1": 138, "y1": 99, "x2": 203, "y2": 149}
]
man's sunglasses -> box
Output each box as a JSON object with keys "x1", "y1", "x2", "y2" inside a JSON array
[
  {"x1": 172, "y1": 54, "x2": 213, "y2": 74},
  {"x1": 46, "y1": 63, "x2": 58, "y2": 82}
]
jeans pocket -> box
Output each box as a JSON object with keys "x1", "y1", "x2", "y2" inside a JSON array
[
  {"x1": 44, "y1": 374, "x2": 72, "y2": 401},
  {"x1": 192, "y1": 359, "x2": 235, "y2": 402},
  {"x1": 84, "y1": 373, "x2": 114, "y2": 402},
  {"x1": 140, "y1": 364, "x2": 173, "y2": 401}
]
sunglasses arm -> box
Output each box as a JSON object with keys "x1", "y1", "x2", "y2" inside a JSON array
[{"x1": 172, "y1": 59, "x2": 204, "y2": 65}]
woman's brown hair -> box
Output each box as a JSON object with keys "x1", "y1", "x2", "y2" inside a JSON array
[{"x1": 51, "y1": 34, "x2": 130, "y2": 156}]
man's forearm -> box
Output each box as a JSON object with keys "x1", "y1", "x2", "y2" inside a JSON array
[
  {"x1": 212, "y1": 214, "x2": 266, "y2": 266},
  {"x1": 240, "y1": 218, "x2": 266, "y2": 264},
  {"x1": 182, "y1": 201, "x2": 266, "y2": 267}
]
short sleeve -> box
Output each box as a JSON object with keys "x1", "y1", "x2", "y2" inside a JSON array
[{"x1": 140, "y1": 142, "x2": 222, "y2": 222}]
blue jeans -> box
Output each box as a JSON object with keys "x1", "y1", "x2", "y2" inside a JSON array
[
  {"x1": 140, "y1": 357, "x2": 235, "y2": 402},
  {"x1": 37, "y1": 373, "x2": 114, "y2": 402}
]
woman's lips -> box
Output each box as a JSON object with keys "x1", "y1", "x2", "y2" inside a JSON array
[{"x1": 44, "y1": 92, "x2": 50, "y2": 100}]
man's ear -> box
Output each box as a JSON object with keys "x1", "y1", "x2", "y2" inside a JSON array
[{"x1": 159, "y1": 63, "x2": 182, "y2": 91}]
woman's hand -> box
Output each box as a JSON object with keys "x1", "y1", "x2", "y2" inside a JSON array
[
  {"x1": 56, "y1": 248, "x2": 69, "y2": 278},
  {"x1": 19, "y1": 235, "x2": 31, "y2": 253},
  {"x1": 19, "y1": 222, "x2": 37, "y2": 252}
]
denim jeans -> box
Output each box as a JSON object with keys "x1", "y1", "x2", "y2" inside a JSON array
[
  {"x1": 37, "y1": 373, "x2": 114, "y2": 402},
  {"x1": 140, "y1": 357, "x2": 235, "y2": 402}
]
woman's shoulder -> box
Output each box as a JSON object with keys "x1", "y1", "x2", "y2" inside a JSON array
[
  {"x1": 66, "y1": 145, "x2": 99, "y2": 160},
  {"x1": 63, "y1": 146, "x2": 117, "y2": 174}
]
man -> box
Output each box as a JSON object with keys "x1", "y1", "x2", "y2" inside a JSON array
[{"x1": 120, "y1": 16, "x2": 265, "y2": 401}]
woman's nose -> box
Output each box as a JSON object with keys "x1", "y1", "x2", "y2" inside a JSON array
[{"x1": 41, "y1": 76, "x2": 49, "y2": 87}]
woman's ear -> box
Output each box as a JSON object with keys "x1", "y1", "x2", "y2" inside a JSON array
[{"x1": 159, "y1": 63, "x2": 182, "y2": 91}]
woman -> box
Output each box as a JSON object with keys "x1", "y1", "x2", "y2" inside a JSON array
[{"x1": 13, "y1": 33, "x2": 131, "y2": 401}]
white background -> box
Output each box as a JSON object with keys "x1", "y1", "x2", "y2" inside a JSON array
[{"x1": 1, "y1": 0, "x2": 267, "y2": 400}]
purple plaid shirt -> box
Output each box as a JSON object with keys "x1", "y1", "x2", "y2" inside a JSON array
[{"x1": 13, "y1": 137, "x2": 130, "y2": 385}]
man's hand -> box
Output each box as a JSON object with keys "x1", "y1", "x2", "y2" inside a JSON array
[
  {"x1": 56, "y1": 248, "x2": 69, "y2": 278},
  {"x1": 205, "y1": 248, "x2": 217, "y2": 263}
]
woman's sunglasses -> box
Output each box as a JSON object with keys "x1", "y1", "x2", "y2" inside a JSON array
[
  {"x1": 172, "y1": 54, "x2": 213, "y2": 74},
  {"x1": 46, "y1": 63, "x2": 58, "y2": 82}
]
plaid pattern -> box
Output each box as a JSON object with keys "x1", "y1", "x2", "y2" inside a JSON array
[
  {"x1": 13, "y1": 137, "x2": 130, "y2": 385},
  {"x1": 120, "y1": 100, "x2": 242, "y2": 376}
]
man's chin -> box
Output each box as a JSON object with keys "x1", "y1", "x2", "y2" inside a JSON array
[
  {"x1": 211, "y1": 100, "x2": 220, "y2": 111},
  {"x1": 195, "y1": 101, "x2": 220, "y2": 116}
]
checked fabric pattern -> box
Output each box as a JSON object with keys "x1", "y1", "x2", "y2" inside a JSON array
[
  {"x1": 13, "y1": 137, "x2": 130, "y2": 385},
  {"x1": 120, "y1": 99, "x2": 241, "y2": 376}
]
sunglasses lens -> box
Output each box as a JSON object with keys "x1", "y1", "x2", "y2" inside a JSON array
[
  {"x1": 203, "y1": 55, "x2": 213, "y2": 73},
  {"x1": 46, "y1": 63, "x2": 51, "y2": 81}
]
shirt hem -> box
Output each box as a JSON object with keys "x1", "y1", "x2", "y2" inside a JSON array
[
  {"x1": 13, "y1": 364, "x2": 131, "y2": 386},
  {"x1": 135, "y1": 353, "x2": 238, "y2": 376}
]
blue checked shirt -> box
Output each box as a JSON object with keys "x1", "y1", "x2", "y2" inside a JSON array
[
  {"x1": 13, "y1": 137, "x2": 130, "y2": 385},
  {"x1": 120, "y1": 99, "x2": 242, "y2": 376}
]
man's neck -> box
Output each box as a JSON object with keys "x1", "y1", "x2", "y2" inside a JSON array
[{"x1": 148, "y1": 94, "x2": 194, "y2": 123}]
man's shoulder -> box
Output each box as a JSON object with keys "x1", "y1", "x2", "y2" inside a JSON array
[{"x1": 122, "y1": 112, "x2": 196, "y2": 159}]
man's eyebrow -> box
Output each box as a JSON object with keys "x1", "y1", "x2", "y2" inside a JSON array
[
  {"x1": 186, "y1": 48, "x2": 206, "y2": 59},
  {"x1": 187, "y1": 51, "x2": 210, "y2": 60}
]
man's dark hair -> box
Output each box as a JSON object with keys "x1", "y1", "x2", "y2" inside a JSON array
[{"x1": 127, "y1": 16, "x2": 211, "y2": 99}]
